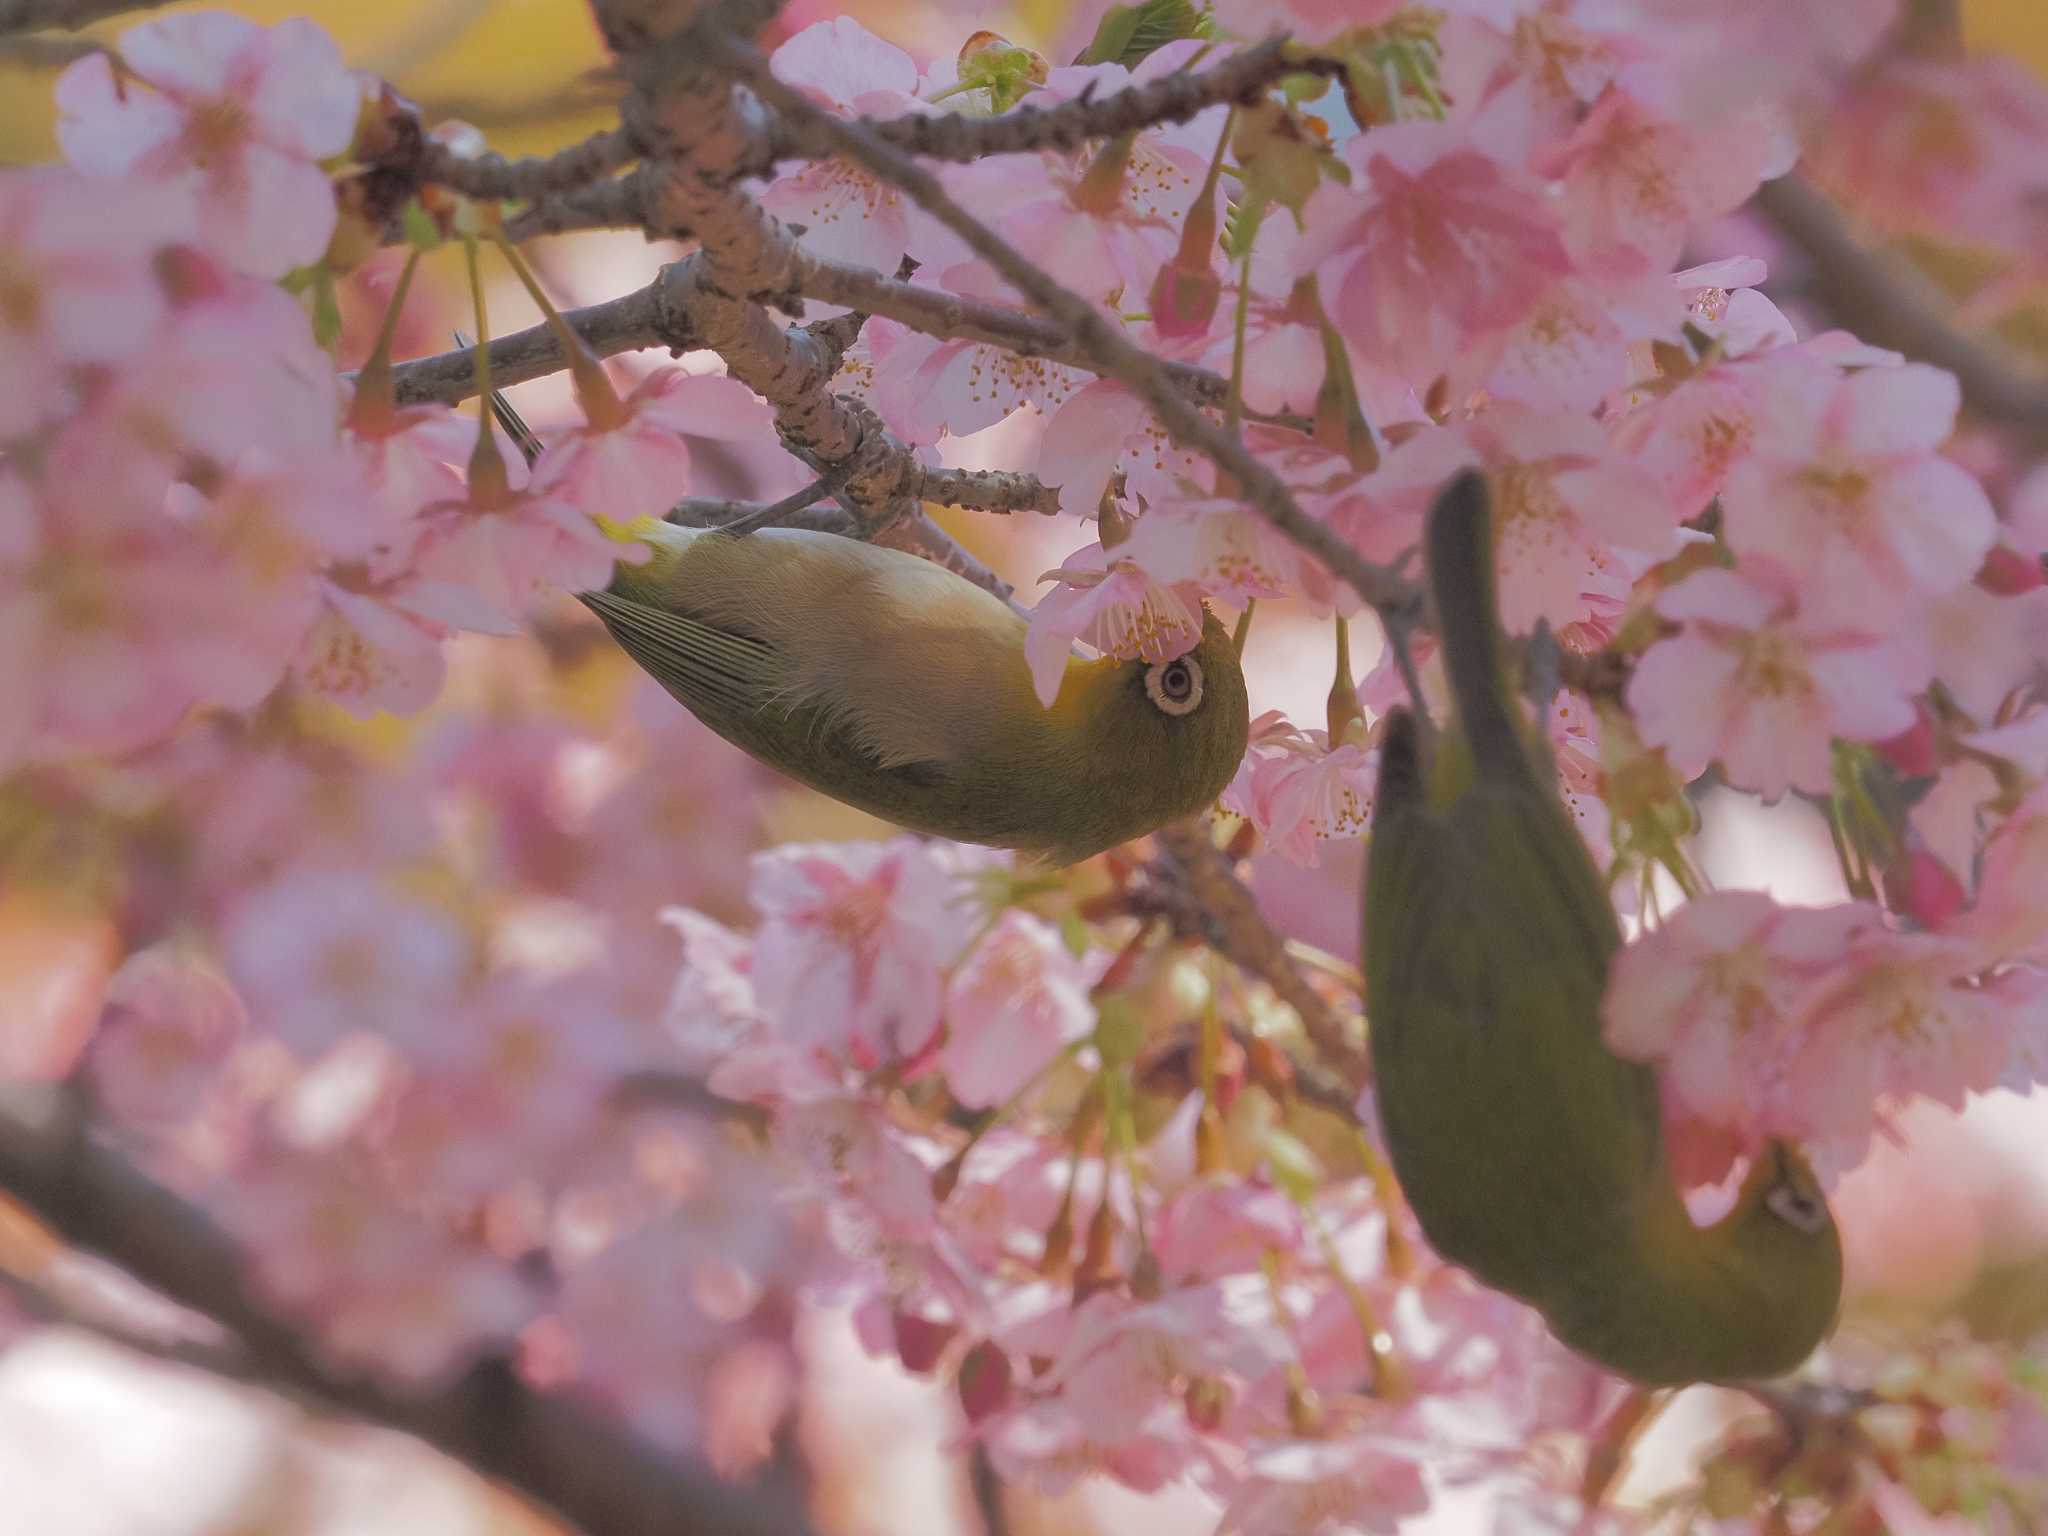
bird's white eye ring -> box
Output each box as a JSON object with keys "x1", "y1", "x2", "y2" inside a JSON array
[
  {"x1": 1765, "y1": 1181, "x2": 1828, "y2": 1235},
  {"x1": 1145, "y1": 655, "x2": 1204, "y2": 717}
]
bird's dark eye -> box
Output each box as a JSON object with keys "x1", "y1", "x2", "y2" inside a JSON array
[
  {"x1": 1765, "y1": 1182, "x2": 1827, "y2": 1235},
  {"x1": 1144, "y1": 656, "x2": 1204, "y2": 717}
]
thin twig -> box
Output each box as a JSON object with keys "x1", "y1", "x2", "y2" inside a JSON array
[
  {"x1": 0, "y1": 0, "x2": 170, "y2": 33},
  {"x1": 1757, "y1": 173, "x2": 2048, "y2": 442},
  {"x1": 0, "y1": 28, "x2": 94, "y2": 61},
  {"x1": 795, "y1": 256, "x2": 1247, "y2": 413},
  {"x1": 1149, "y1": 821, "x2": 1370, "y2": 1093},
  {"x1": 717, "y1": 463, "x2": 860, "y2": 534},
  {"x1": 386, "y1": 279, "x2": 695, "y2": 406},
  {"x1": 752, "y1": 34, "x2": 1341, "y2": 170},
  {"x1": 419, "y1": 126, "x2": 640, "y2": 202},
  {"x1": 718, "y1": 34, "x2": 1422, "y2": 631},
  {"x1": 0, "y1": 1084, "x2": 815, "y2": 1536},
  {"x1": 500, "y1": 171, "x2": 660, "y2": 243}
]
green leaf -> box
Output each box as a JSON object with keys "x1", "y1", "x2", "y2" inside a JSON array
[
  {"x1": 309, "y1": 269, "x2": 343, "y2": 351},
  {"x1": 1079, "y1": 0, "x2": 1210, "y2": 68},
  {"x1": 402, "y1": 199, "x2": 444, "y2": 252}
]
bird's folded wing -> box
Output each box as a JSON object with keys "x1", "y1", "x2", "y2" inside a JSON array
[{"x1": 579, "y1": 588, "x2": 781, "y2": 710}]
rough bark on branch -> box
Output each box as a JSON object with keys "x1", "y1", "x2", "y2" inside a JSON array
[
  {"x1": 1758, "y1": 173, "x2": 2048, "y2": 442},
  {"x1": 0, "y1": 1084, "x2": 815, "y2": 1536}
]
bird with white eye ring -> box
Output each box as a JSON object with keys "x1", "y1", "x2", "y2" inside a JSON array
[
  {"x1": 1145, "y1": 655, "x2": 1204, "y2": 716},
  {"x1": 579, "y1": 519, "x2": 1252, "y2": 867}
]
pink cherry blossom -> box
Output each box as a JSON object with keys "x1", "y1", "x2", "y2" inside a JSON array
[
  {"x1": 341, "y1": 393, "x2": 472, "y2": 564},
  {"x1": 757, "y1": 18, "x2": 934, "y2": 275},
  {"x1": 941, "y1": 911, "x2": 1097, "y2": 1109},
  {"x1": 864, "y1": 294, "x2": 1088, "y2": 443},
  {"x1": 748, "y1": 838, "x2": 976, "y2": 1074},
  {"x1": 658, "y1": 907, "x2": 759, "y2": 1073},
  {"x1": 220, "y1": 864, "x2": 471, "y2": 1055},
  {"x1": 293, "y1": 574, "x2": 450, "y2": 717},
  {"x1": 1035, "y1": 374, "x2": 1207, "y2": 520},
  {"x1": 1218, "y1": 1432, "x2": 1432, "y2": 1536},
  {"x1": 1923, "y1": 581, "x2": 2048, "y2": 723},
  {"x1": 1775, "y1": 927, "x2": 2015, "y2": 1170},
  {"x1": 89, "y1": 943, "x2": 247, "y2": 1134},
  {"x1": 1295, "y1": 106, "x2": 1571, "y2": 390},
  {"x1": 55, "y1": 12, "x2": 359, "y2": 278},
  {"x1": 1461, "y1": 406, "x2": 1675, "y2": 632},
  {"x1": 1150, "y1": 1181, "x2": 1303, "y2": 1284},
  {"x1": 0, "y1": 168, "x2": 182, "y2": 440},
  {"x1": 1719, "y1": 363, "x2": 1998, "y2": 606},
  {"x1": 1908, "y1": 759, "x2": 2002, "y2": 891},
  {"x1": 1480, "y1": 273, "x2": 1676, "y2": 417},
  {"x1": 1118, "y1": 495, "x2": 1309, "y2": 608},
  {"x1": 407, "y1": 466, "x2": 636, "y2": 636},
  {"x1": 1604, "y1": 892, "x2": 1883, "y2": 1148},
  {"x1": 1809, "y1": 52, "x2": 2048, "y2": 245},
  {"x1": 1225, "y1": 713, "x2": 1379, "y2": 868},
  {"x1": 1608, "y1": 887, "x2": 2024, "y2": 1173},
  {"x1": 951, "y1": 49, "x2": 1222, "y2": 309},
  {"x1": 1627, "y1": 565, "x2": 1934, "y2": 799},
  {"x1": 156, "y1": 454, "x2": 359, "y2": 708},
  {"x1": 6, "y1": 454, "x2": 255, "y2": 759},
  {"x1": 1041, "y1": 1276, "x2": 1297, "y2": 1432},
  {"x1": 1607, "y1": 342, "x2": 1831, "y2": 522},
  {"x1": 527, "y1": 367, "x2": 705, "y2": 526},
  {"x1": 1961, "y1": 784, "x2": 2048, "y2": 967},
  {"x1": 1673, "y1": 257, "x2": 1797, "y2": 356},
  {"x1": 218, "y1": 1150, "x2": 538, "y2": 1386},
  {"x1": 1024, "y1": 542, "x2": 1206, "y2": 708},
  {"x1": 1536, "y1": 85, "x2": 1783, "y2": 278}
]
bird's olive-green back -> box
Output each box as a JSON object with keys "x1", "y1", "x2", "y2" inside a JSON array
[
  {"x1": 584, "y1": 525, "x2": 1250, "y2": 864},
  {"x1": 1363, "y1": 472, "x2": 1841, "y2": 1385}
]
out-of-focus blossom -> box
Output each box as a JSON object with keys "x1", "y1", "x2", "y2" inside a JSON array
[
  {"x1": 527, "y1": 368, "x2": 705, "y2": 527},
  {"x1": 55, "y1": 11, "x2": 359, "y2": 278},
  {"x1": 90, "y1": 944, "x2": 246, "y2": 1131},
  {"x1": 221, "y1": 865, "x2": 471, "y2": 1055},
  {"x1": 1295, "y1": 99, "x2": 1571, "y2": 390},
  {"x1": 941, "y1": 910, "x2": 1096, "y2": 1108},
  {"x1": 0, "y1": 168, "x2": 180, "y2": 440},
  {"x1": 1628, "y1": 565, "x2": 1932, "y2": 799}
]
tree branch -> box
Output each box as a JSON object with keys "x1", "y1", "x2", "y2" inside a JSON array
[
  {"x1": 421, "y1": 127, "x2": 641, "y2": 203},
  {"x1": 1149, "y1": 822, "x2": 1370, "y2": 1094},
  {"x1": 794, "y1": 255, "x2": 1247, "y2": 412},
  {"x1": 716, "y1": 33, "x2": 1422, "y2": 631},
  {"x1": 0, "y1": 0, "x2": 170, "y2": 33},
  {"x1": 1756, "y1": 173, "x2": 2048, "y2": 442},
  {"x1": 500, "y1": 171, "x2": 659, "y2": 242},
  {"x1": 753, "y1": 34, "x2": 1340, "y2": 170},
  {"x1": 387, "y1": 277, "x2": 699, "y2": 406},
  {"x1": 0, "y1": 1083, "x2": 814, "y2": 1536}
]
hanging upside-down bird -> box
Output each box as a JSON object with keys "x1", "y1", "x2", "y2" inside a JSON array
[
  {"x1": 475, "y1": 373, "x2": 1250, "y2": 866},
  {"x1": 1363, "y1": 470, "x2": 1841, "y2": 1386},
  {"x1": 582, "y1": 520, "x2": 1250, "y2": 866}
]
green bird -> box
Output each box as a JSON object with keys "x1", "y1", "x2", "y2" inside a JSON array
[
  {"x1": 1363, "y1": 470, "x2": 1842, "y2": 1386},
  {"x1": 472, "y1": 372, "x2": 1250, "y2": 866},
  {"x1": 582, "y1": 520, "x2": 1250, "y2": 866}
]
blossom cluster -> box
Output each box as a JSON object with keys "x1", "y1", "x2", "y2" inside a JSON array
[{"x1": 2, "y1": 1, "x2": 2047, "y2": 1533}]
